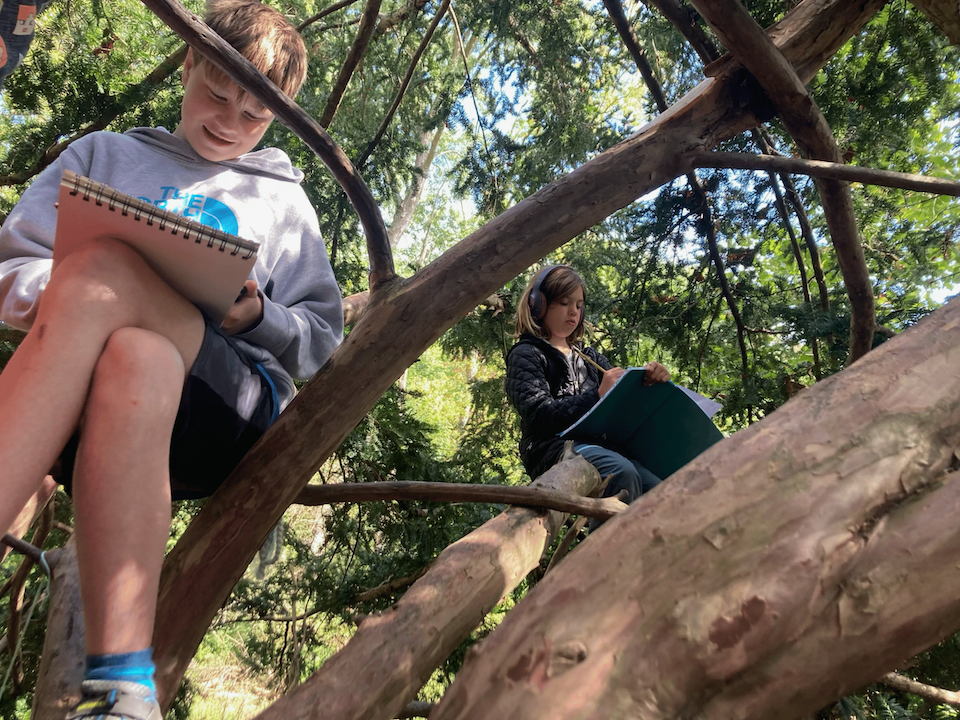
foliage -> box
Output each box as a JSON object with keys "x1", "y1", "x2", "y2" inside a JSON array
[{"x1": 1, "y1": 0, "x2": 960, "y2": 714}]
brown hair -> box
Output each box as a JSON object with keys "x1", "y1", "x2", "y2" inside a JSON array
[
  {"x1": 514, "y1": 265, "x2": 587, "y2": 343},
  {"x1": 193, "y1": 0, "x2": 307, "y2": 100}
]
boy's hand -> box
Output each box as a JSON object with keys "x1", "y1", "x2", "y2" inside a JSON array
[
  {"x1": 642, "y1": 361, "x2": 670, "y2": 385},
  {"x1": 221, "y1": 279, "x2": 263, "y2": 335},
  {"x1": 599, "y1": 366, "x2": 625, "y2": 397}
]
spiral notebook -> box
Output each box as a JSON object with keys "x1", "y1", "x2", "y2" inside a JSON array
[
  {"x1": 53, "y1": 170, "x2": 259, "y2": 323},
  {"x1": 560, "y1": 367, "x2": 724, "y2": 479}
]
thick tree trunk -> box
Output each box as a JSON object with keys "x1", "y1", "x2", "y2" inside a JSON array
[
  {"x1": 30, "y1": 541, "x2": 84, "y2": 720},
  {"x1": 254, "y1": 455, "x2": 601, "y2": 720},
  {"x1": 151, "y1": 0, "x2": 887, "y2": 707},
  {"x1": 429, "y1": 297, "x2": 960, "y2": 719}
]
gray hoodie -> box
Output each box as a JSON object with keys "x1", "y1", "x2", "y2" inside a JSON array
[{"x1": 0, "y1": 127, "x2": 343, "y2": 408}]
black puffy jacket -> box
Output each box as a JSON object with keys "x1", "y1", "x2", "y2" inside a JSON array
[{"x1": 504, "y1": 334, "x2": 611, "y2": 479}]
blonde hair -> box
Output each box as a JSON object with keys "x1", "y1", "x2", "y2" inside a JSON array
[
  {"x1": 193, "y1": 0, "x2": 307, "y2": 100},
  {"x1": 514, "y1": 265, "x2": 587, "y2": 343}
]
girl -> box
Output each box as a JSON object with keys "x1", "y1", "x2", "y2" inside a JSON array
[{"x1": 504, "y1": 264, "x2": 670, "y2": 508}]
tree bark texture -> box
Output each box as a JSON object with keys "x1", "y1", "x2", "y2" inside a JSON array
[
  {"x1": 909, "y1": 0, "x2": 960, "y2": 45},
  {"x1": 151, "y1": 0, "x2": 887, "y2": 707},
  {"x1": 253, "y1": 456, "x2": 601, "y2": 720},
  {"x1": 30, "y1": 541, "x2": 84, "y2": 720},
  {"x1": 429, "y1": 297, "x2": 960, "y2": 720}
]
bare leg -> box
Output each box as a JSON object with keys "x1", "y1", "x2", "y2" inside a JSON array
[
  {"x1": 72, "y1": 327, "x2": 183, "y2": 655},
  {"x1": 0, "y1": 476, "x2": 58, "y2": 563},
  {"x1": 0, "y1": 238, "x2": 204, "y2": 535}
]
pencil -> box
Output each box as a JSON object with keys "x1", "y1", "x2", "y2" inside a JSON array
[{"x1": 572, "y1": 346, "x2": 605, "y2": 373}]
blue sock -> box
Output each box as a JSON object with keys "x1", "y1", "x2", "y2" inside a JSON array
[{"x1": 85, "y1": 648, "x2": 156, "y2": 697}]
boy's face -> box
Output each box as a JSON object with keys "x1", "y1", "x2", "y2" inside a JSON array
[{"x1": 174, "y1": 50, "x2": 275, "y2": 162}]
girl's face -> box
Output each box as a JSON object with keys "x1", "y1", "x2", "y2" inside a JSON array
[{"x1": 543, "y1": 286, "x2": 584, "y2": 346}]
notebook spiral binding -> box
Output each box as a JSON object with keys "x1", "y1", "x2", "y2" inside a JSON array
[{"x1": 65, "y1": 171, "x2": 258, "y2": 259}]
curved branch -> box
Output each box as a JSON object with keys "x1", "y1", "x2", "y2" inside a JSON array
[
  {"x1": 356, "y1": 0, "x2": 451, "y2": 169},
  {"x1": 687, "y1": 0, "x2": 874, "y2": 361},
  {"x1": 140, "y1": 0, "x2": 395, "y2": 289},
  {"x1": 294, "y1": 480, "x2": 629, "y2": 520},
  {"x1": 318, "y1": 0, "x2": 383, "y2": 129}
]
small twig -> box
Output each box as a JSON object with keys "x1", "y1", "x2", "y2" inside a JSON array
[
  {"x1": 1, "y1": 535, "x2": 44, "y2": 565},
  {"x1": 543, "y1": 516, "x2": 589, "y2": 576},
  {"x1": 572, "y1": 347, "x2": 606, "y2": 374}
]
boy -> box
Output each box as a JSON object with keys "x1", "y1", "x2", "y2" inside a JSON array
[{"x1": 0, "y1": 2, "x2": 343, "y2": 718}]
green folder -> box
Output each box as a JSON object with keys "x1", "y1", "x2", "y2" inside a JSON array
[{"x1": 559, "y1": 367, "x2": 724, "y2": 479}]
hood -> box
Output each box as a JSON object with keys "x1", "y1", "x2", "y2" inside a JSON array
[{"x1": 125, "y1": 127, "x2": 304, "y2": 184}]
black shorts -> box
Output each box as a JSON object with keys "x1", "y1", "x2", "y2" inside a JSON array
[{"x1": 58, "y1": 318, "x2": 278, "y2": 500}]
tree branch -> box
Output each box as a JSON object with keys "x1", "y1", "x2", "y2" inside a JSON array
[
  {"x1": 252, "y1": 457, "x2": 604, "y2": 720},
  {"x1": 687, "y1": 0, "x2": 874, "y2": 361},
  {"x1": 318, "y1": 0, "x2": 383, "y2": 129},
  {"x1": 375, "y1": 0, "x2": 429, "y2": 37},
  {"x1": 749, "y1": 131, "x2": 822, "y2": 378},
  {"x1": 294, "y1": 480, "x2": 629, "y2": 520},
  {"x1": 296, "y1": 0, "x2": 362, "y2": 32},
  {"x1": 396, "y1": 702, "x2": 434, "y2": 719},
  {"x1": 0, "y1": 44, "x2": 188, "y2": 188},
  {"x1": 1, "y1": 534, "x2": 45, "y2": 565},
  {"x1": 605, "y1": 0, "x2": 750, "y2": 384},
  {"x1": 643, "y1": 0, "x2": 720, "y2": 64},
  {"x1": 356, "y1": 0, "x2": 451, "y2": 169},
  {"x1": 688, "y1": 150, "x2": 960, "y2": 197},
  {"x1": 880, "y1": 672, "x2": 960, "y2": 707}
]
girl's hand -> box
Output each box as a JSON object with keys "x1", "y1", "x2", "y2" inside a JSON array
[
  {"x1": 643, "y1": 361, "x2": 670, "y2": 385},
  {"x1": 221, "y1": 279, "x2": 263, "y2": 336},
  {"x1": 599, "y1": 366, "x2": 625, "y2": 396}
]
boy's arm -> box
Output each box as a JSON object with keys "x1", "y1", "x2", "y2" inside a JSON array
[
  {"x1": 233, "y1": 217, "x2": 343, "y2": 381},
  {"x1": 0, "y1": 161, "x2": 68, "y2": 330}
]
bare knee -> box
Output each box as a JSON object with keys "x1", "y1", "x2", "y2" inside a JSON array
[
  {"x1": 42, "y1": 239, "x2": 154, "y2": 322},
  {"x1": 88, "y1": 328, "x2": 185, "y2": 419}
]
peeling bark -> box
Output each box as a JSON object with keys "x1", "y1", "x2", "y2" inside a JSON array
[
  {"x1": 151, "y1": 0, "x2": 887, "y2": 708},
  {"x1": 431, "y1": 296, "x2": 960, "y2": 719},
  {"x1": 31, "y1": 542, "x2": 85, "y2": 720},
  {"x1": 253, "y1": 457, "x2": 601, "y2": 720}
]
